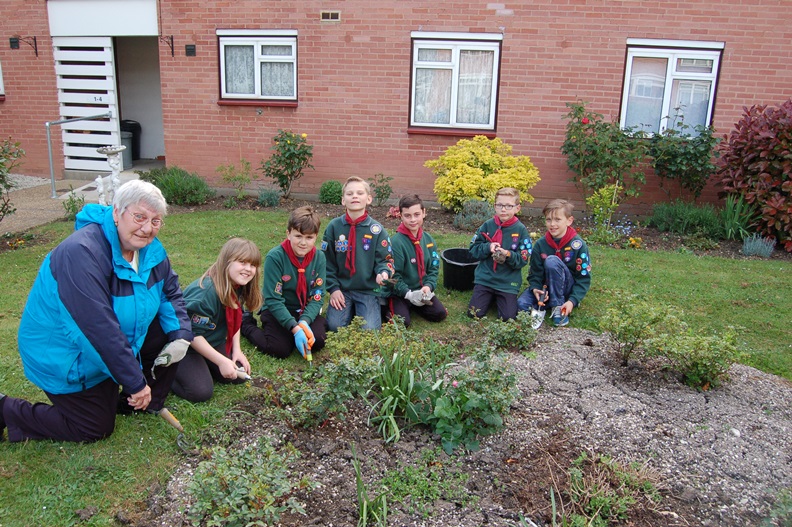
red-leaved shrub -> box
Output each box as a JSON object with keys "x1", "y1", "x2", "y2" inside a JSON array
[{"x1": 716, "y1": 100, "x2": 792, "y2": 252}]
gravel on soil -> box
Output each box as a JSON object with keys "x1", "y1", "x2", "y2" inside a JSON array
[{"x1": 137, "y1": 328, "x2": 792, "y2": 527}]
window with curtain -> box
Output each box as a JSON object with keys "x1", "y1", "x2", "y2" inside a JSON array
[
  {"x1": 217, "y1": 30, "x2": 297, "y2": 101},
  {"x1": 410, "y1": 33, "x2": 501, "y2": 130},
  {"x1": 620, "y1": 40, "x2": 723, "y2": 136}
]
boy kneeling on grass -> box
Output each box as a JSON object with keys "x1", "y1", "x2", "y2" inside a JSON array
[
  {"x1": 517, "y1": 199, "x2": 591, "y2": 327},
  {"x1": 468, "y1": 187, "x2": 532, "y2": 321},
  {"x1": 242, "y1": 206, "x2": 327, "y2": 361},
  {"x1": 384, "y1": 194, "x2": 447, "y2": 327}
]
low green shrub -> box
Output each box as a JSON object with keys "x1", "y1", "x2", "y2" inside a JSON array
[
  {"x1": 648, "y1": 326, "x2": 744, "y2": 390},
  {"x1": 480, "y1": 311, "x2": 538, "y2": 351},
  {"x1": 261, "y1": 129, "x2": 314, "y2": 199},
  {"x1": 136, "y1": 166, "x2": 215, "y2": 205},
  {"x1": 257, "y1": 185, "x2": 282, "y2": 207},
  {"x1": 647, "y1": 199, "x2": 722, "y2": 238},
  {"x1": 599, "y1": 293, "x2": 683, "y2": 366},
  {"x1": 742, "y1": 233, "x2": 776, "y2": 258},
  {"x1": 319, "y1": 179, "x2": 343, "y2": 204},
  {"x1": 62, "y1": 186, "x2": 86, "y2": 221},
  {"x1": 427, "y1": 135, "x2": 540, "y2": 213},
  {"x1": 216, "y1": 158, "x2": 256, "y2": 201},
  {"x1": 453, "y1": 199, "x2": 494, "y2": 231},
  {"x1": 188, "y1": 436, "x2": 315, "y2": 526},
  {"x1": 369, "y1": 173, "x2": 394, "y2": 207}
]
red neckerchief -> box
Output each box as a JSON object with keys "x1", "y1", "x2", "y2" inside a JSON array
[
  {"x1": 397, "y1": 224, "x2": 425, "y2": 285},
  {"x1": 281, "y1": 239, "x2": 316, "y2": 311},
  {"x1": 492, "y1": 215, "x2": 519, "y2": 245},
  {"x1": 545, "y1": 227, "x2": 578, "y2": 257},
  {"x1": 487, "y1": 216, "x2": 519, "y2": 270},
  {"x1": 224, "y1": 302, "x2": 242, "y2": 357},
  {"x1": 344, "y1": 211, "x2": 368, "y2": 275}
]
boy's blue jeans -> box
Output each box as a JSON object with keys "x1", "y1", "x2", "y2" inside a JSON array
[
  {"x1": 517, "y1": 255, "x2": 574, "y2": 311},
  {"x1": 327, "y1": 290, "x2": 382, "y2": 331}
]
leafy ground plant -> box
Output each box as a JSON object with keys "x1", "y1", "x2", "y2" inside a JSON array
[
  {"x1": 648, "y1": 326, "x2": 744, "y2": 390},
  {"x1": 188, "y1": 435, "x2": 315, "y2": 526},
  {"x1": 62, "y1": 186, "x2": 85, "y2": 221},
  {"x1": 216, "y1": 158, "x2": 257, "y2": 206},
  {"x1": 379, "y1": 446, "x2": 475, "y2": 517},
  {"x1": 136, "y1": 166, "x2": 215, "y2": 205},
  {"x1": 261, "y1": 130, "x2": 314, "y2": 199},
  {"x1": 319, "y1": 179, "x2": 343, "y2": 204},
  {"x1": 742, "y1": 233, "x2": 776, "y2": 258},
  {"x1": 556, "y1": 451, "x2": 661, "y2": 527},
  {"x1": 478, "y1": 310, "x2": 538, "y2": 351},
  {"x1": 351, "y1": 443, "x2": 388, "y2": 527}
]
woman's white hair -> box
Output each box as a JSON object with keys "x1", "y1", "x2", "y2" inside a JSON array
[{"x1": 113, "y1": 180, "x2": 168, "y2": 216}]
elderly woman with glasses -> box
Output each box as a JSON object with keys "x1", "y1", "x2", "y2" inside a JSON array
[{"x1": 0, "y1": 180, "x2": 193, "y2": 443}]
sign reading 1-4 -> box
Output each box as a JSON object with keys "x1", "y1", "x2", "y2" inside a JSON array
[{"x1": 93, "y1": 96, "x2": 104, "y2": 102}]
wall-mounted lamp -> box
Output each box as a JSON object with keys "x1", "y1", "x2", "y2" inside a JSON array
[
  {"x1": 9, "y1": 36, "x2": 38, "y2": 56},
  {"x1": 159, "y1": 35, "x2": 174, "y2": 57}
]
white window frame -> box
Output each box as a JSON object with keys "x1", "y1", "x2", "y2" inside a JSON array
[
  {"x1": 0, "y1": 61, "x2": 5, "y2": 97},
  {"x1": 410, "y1": 32, "x2": 502, "y2": 130},
  {"x1": 217, "y1": 29, "x2": 298, "y2": 101},
  {"x1": 620, "y1": 39, "x2": 724, "y2": 135}
]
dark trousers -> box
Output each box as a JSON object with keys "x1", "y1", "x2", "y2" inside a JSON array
[
  {"x1": 468, "y1": 284, "x2": 518, "y2": 321},
  {"x1": 171, "y1": 350, "x2": 247, "y2": 403},
  {"x1": 3, "y1": 319, "x2": 180, "y2": 443},
  {"x1": 4, "y1": 379, "x2": 119, "y2": 443},
  {"x1": 384, "y1": 295, "x2": 448, "y2": 327},
  {"x1": 242, "y1": 310, "x2": 327, "y2": 359}
]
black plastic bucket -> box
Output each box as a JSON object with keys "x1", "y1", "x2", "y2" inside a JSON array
[{"x1": 441, "y1": 248, "x2": 478, "y2": 291}]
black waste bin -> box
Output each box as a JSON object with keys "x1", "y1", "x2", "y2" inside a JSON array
[
  {"x1": 440, "y1": 248, "x2": 478, "y2": 291},
  {"x1": 120, "y1": 120, "x2": 141, "y2": 160}
]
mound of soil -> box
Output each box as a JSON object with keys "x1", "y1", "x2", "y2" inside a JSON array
[{"x1": 133, "y1": 329, "x2": 791, "y2": 527}]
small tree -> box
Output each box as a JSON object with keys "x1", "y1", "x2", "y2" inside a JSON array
[
  {"x1": 426, "y1": 135, "x2": 540, "y2": 213},
  {"x1": 261, "y1": 130, "x2": 314, "y2": 199},
  {"x1": 562, "y1": 101, "x2": 648, "y2": 200},
  {"x1": 0, "y1": 138, "x2": 25, "y2": 224}
]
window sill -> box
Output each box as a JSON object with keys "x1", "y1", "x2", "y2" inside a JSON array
[
  {"x1": 407, "y1": 126, "x2": 496, "y2": 138},
  {"x1": 217, "y1": 99, "x2": 298, "y2": 108},
  {"x1": 0, "y1": 95, "x2": 5, "y2": 102}
]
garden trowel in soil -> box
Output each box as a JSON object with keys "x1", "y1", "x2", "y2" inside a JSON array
[{"x1": 530, "y1": 286, "x2": 548, "y2": 330}]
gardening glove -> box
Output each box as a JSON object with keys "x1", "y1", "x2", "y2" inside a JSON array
[
  {"x1": 151, "y1": 338, "x2": 190, "y2": 379},
  {"x1": 297, "y1": 321, "x2": 315, "y2": 349},
  {"x1": 421, "y1": 291, "x2": 435, "y2": 305},
  {"x1": 294, "y1": 327, "x2": 310, "y2": 358},
  {"x1": 405, "y1": 290, "x2": 425, "y2": 307}
]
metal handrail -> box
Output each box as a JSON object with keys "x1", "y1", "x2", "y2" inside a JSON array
[{"x1": 45, "y1": 112, "x2": 112, "y2": 198}]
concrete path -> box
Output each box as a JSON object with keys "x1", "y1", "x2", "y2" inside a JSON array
[{"x1": 2, "y1": 161, "x2": 160, "y2": 234}]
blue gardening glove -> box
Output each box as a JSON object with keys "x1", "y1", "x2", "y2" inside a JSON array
[{"x1": 294, "y1": 327, "x2": 309, "y2": 357}]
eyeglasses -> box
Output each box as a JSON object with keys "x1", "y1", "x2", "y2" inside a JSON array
[
  {"x1": 494, "y1": 203, "x2": 516, "y2": 210},
  {"x1": 125, "y1": 210, "x2": 164, "y2": 228}
]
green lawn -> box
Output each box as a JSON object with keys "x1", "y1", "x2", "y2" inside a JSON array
[{"x1": 0, "y1": 210, "x2": 789, "y2": 526}]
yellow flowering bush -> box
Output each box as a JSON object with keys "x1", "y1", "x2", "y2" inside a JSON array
[{"x1": 426, "y1": 136, "x2": 540, "y2": 212}]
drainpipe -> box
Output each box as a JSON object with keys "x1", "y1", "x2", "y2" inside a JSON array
[{"x1": 45, "y1": 112, "x2": 112, "y2": 199}]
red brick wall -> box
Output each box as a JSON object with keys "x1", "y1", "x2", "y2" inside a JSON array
[
  {"x1": 3, "y1": 0, "x2": 791, "y2": 210},
  {"x1": 0, "y1": 0, "x2": 61, "y2": 177}
]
